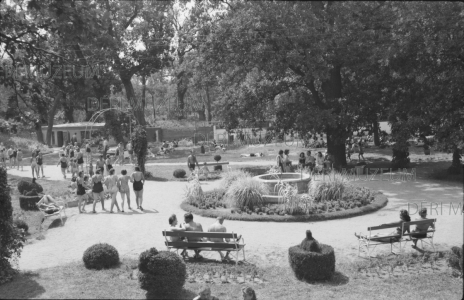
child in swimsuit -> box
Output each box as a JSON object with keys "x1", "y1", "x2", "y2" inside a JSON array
[
  {"x1": 118, "y1": 169, "x2": 132, "y2": 211},
  {"x1": 37, "y1": 152, "x2": 45, "y2": 178},
  {"x1": 57, "y1": 154, "x2": 68, "y2": 179}
]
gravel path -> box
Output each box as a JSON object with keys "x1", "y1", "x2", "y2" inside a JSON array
[{"x1": 7, "y1": 164, "x2": 463, "y2": 271}]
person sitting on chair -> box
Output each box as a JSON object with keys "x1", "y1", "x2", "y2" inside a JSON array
[
  {"x1": 37, "y1": 195, "x2": 61, "y2": 215},
  {"x1": 411, "y1": 208, "x2": 435, "y2": 248}
]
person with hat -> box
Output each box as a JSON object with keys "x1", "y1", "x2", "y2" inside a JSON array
[
  {"x1": 207, "y1": 216, "x2": 232, "y2": 262},
  {"x1": 241, "y1": 286, "x2": 258, "y2": 300},
  {"x1": 411, "y1": 207, "x2": 435, "y2": 248}
]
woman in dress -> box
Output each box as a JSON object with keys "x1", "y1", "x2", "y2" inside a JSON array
[
  {"x1": 276, "y1": 150, "x2": 284, "y2": 173},
  {"x1": 76, "y1": 148, "x2": 85, "y2": 172},
  {"x1": 91, "y1": 169, "x2": 106, "y2": 213},
  {"x1": 37, "y1": 152, "x2": 45, "y2": 178},
  {"x1": 16, "y1": 148, "x2": 23, "y2": 171},
  {"x1": 118, "y1": 169, "x2": 131, "y2": 211},
  {"x1": 106, "y1": 168, "x2": 121, "y2": 213},
  {"x1": 75, "y1": 171, "x2": 87, "y2": 213},
  {"x1": 105, "y1": 154, "x2": 113, "y2": 176},
  {"x1": 30, "y1": 153, "x2": 39, "y2": 179},
  {"x1": 57, "y1": 153, "x2": 68, "y2": 179},
  {"x1": 130, "y1": 166, "x2": 145, "y2": 211}
]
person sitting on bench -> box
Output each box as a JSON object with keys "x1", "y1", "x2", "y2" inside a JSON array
[
  {"x1": 411, "y1": 208, "x2": 435, "y2": 248},
  {"x1": 354, "y1": 209, "x2": 411, "y2": 242},
  {"x1": 183, "y1": 213, "x2": 204, "y2": 259},
  {"x1": 168, "y1": 214, "x2": 189, "y2": 258},
  {"x1": 207, "y1": 216, "x2": 232, "y2": 262}
]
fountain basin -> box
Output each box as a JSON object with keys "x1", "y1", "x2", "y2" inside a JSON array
[{"x1": 254, "y1": 173, "x2": 311, "y2": 197}]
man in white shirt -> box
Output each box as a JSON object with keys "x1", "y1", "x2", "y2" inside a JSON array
[{"x1": 207, "y1": 216, "x2": 231, "y2": 261}]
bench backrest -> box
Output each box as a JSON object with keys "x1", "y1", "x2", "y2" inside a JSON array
[
  {"x1": 402, "y1": 219, "x2": 436, "y2": 227},
  {"x1": 163, "y1": 230, "x2": 239, "y2": 240},
  {"x1": 367, "y1": 224, "x2": 399, "y2": 231}
]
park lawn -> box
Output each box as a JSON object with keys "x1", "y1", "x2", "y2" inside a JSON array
[
  {"x1": 8, "y1": 174, "x2": 71, "y2": 241},
  {"x1": 0, "y1": 255, "x2": 461, "y2": 299}
]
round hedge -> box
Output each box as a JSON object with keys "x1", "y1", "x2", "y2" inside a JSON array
[
  {"x1": 13, "y1": 219, "x2": 29, "y2": 233},
  {"x1": 288, "y1": 243, "x2": 335, "y2": 281},
  {"x1": 138, "y1": 250, "x2": 186, "y2": 296},
  {"x1": 214, "y1": 154, "x2": 221, "y2": 162},
  {"x1": 83, "y1": 243, "x2": 119, "y2": 270},
  {"x1": 17, "y1": 180, "x2": 43, "y2": 195},
  {"x1": 173, "y1": 169, "x2": 187, "y2": 178}
]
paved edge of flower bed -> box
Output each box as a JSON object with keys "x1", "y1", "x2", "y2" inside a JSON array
[{"x1": 180, "y1": 193, "x2": 388, "y2": 222}]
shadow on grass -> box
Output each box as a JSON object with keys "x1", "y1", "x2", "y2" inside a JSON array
[
  {"x1": 306, "y1": 270, "x2": 350, "y2": 286},
  {"x1": 0, "y1": 271, "x2": 46, "y2": 299},
  {"x1": 47, "y1": 216, "x2": 67, "y2": 229},
  {"x1": 146, "y1": 177, "x2": 169, "y2": 182}
]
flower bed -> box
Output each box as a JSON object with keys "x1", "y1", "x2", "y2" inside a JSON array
[{"x1": 181, "y1": 192, "x2": 388, "y2": 222}]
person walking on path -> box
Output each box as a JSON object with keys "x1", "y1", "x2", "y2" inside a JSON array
[
  {"x1": 105, "y1": 154, "x2": 113, "y2": 176},
  {"x1": 118, "y1": 169, "x2": 132, "y2": 211},
  {"x1": 131, "y1": 166, "x2": 145, "y2": 211},
  {"x1": 75, "y1": 171, "x2": 87, "y2": 213},
  {"x1": 115, "y1": 142, "x2": 125, "y2": 166},
  {"x1": 16, "y1": 148, "x2": 23, "y2": 171},
  {"x1": 76, "y1": 148, "x2": 85, "y2": 172},
  {"x1": 37, "y1": 152, "x2": 45, "y2": 178},
  {"x1": 283, "y1": 149, "x2": 291, "y2": 172},
  {"x1": 7, "y1": 147, "x2": 14, "y2": 169},
  {"x1": 91, "y1": 169, "x2": 106, "y2": 213},
  {"x1": 57, "y1": 153, "x2": 68, "y2": 179},
  {"x1": 30, "y1": 154, "x2": 39, "y2": 179},
  {"x1": 187, "y1": 149, "x2": 200, "y2": 172},
  {"x1": 85, "y1": 142, "x2": 92, "y2": 163},
  {"x1": 358, "y1": 140, "x2": 365, "y2": 161},
  {"x1": 70, "y1": 159, "x2": 79, "y2": 179},
  {"x1": 96, "y1": 155, "x2": 105, "y2": 175},
  {"x1": 106, "y1": 168, "x2": 121, "y2": 213}
]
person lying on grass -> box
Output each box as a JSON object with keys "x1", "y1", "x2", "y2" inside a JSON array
[
  {"x1": 354, "y1": 209, "x2": 411, "y2": 242},
  {"x1": 240, "y1": 152, "x2": 264, "y2": 157}
]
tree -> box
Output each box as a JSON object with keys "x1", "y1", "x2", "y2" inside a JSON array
[
  {"x1": 0, "y1": 168, "x2": 25, "y2": 284},
  {"x1": 132, "y1": 125, "x2": 148, "y2": 175}
]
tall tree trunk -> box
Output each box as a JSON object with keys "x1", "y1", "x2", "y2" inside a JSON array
[
  {"x1": 120, "y1": 75, "x2": 146, "y2": 126},
  {"x1": 35, "y1": 120, "x2": 45, "y2": 144},
  {"x1": 141, "y1": 75, "x2": 146, "y2": 111},
  {"x1": 197, "y1": 104, "x2": 206, "y2": 121},
  {"x1": 321, "y1": 65, "x2": 347, "y2": 169},
  {"x1": 46, "y1": 93, "x2": 62, "y2": 146},
  {"x1": 177, "y1": 76, "x2": 188, "y2": 120},
  {"x1": 151, "y1": 94, "x2": 156, "y2": 121},
  {"x1": 373, "y1": 121, "x2": 380, "y2": 146},
  {"x1": 62, "y1": 99, "x2": 74, "y2": 123},
  {"x1": 205, "y1": 86, "x2": 212, "y2": 122}
]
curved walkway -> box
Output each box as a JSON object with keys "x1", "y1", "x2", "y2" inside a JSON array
[{"x1": 6, "y1": 164, "x2": 463, "y2": 271}]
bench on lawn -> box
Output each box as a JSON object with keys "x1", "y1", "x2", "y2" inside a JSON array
[
  {"x1": 163, "y1": 231, "x2": 246, "y2": 264},
  {"x1": 357, "y1": 218, "x2": 436, "y2": 258},
  {"x1": 401, "y1": 219, "x2": 436, "y2": 251}
]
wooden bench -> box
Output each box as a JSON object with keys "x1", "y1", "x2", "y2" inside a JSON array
[
  {"x1": 357, "y1": 218, "x2": 436, "y2": 258},
  {"x1": 163, "y1": 231, "x2": 246, "y2": 264}
]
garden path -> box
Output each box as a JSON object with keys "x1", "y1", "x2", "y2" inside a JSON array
[{"x1": 7, "y1": 164, "x2": 463, "y2": 271}]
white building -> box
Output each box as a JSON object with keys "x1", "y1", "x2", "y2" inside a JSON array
[{"x1": 41, "y1": 122, "x2": 116, "y2": 147}]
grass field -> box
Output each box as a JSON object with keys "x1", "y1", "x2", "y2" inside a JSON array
[{"x1": 0, "y1": 253, "x2": 461, "y2": 299}]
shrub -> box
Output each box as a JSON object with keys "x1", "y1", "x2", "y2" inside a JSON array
[
  {"x1": 288, "y1": 242, "x2": 335, "y2": 281},
  {"x1": 449, "y1": 245, "x2": 463, "y2": 272},
  {"x1": 17, "y1": 180, "x2": 43, "y2": 195},
  {"x1": 173, "y1": 169, "x2": 187, "y2": 178},
  {"x1": 13, "y1": 219, "x2": 29, "y2": 233},
  {"x1": 19, "y1": 195, "x2": 41, "y2": 211},
  {"x1": 25, "y1": 189, "x2": 38, "y2": 196},
  {"x1": 309, "y1": 172, "x2": 348, "y2": 203},
  {"x1": 0, "y1": 168, "x2": 25, "y2": 285},
  {"x1": 221, "y1": 169, "x2": 250, "y2": 190},
  {"x1": 138, "y1": 250, "x2": 186, "y2": 296},
  {"x1": 184, "y1": 177, "x2": 204, "y2": 205},
  {"x1": 225, "y1": 176, "x2": 269, "y2": 210},
  {"x1": 214, "y1": 154, "x2": 221, "y2": 162},
  {"x1": 300, "y1": 230, "x2": 321, "y2": 252},
  {"x1": 83, "y1": 243, "x2": 119, "y2": 270}
]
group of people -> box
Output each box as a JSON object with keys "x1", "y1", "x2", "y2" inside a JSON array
[
  {"x1": 276, "y1": 149, "x2": 334, "y2": 173},
  {"x1": 66, "y1": 165, "x2": 145, "y2": 213},
  {"x1": 0, "y1": 143, "x2": 45, "y2": 179},
  {"x1": 346, "y1": 139, "x2": 366, "y2": 161},
  {"x1": 167, "y1": 213, "x2": 236, "y2": 262}
]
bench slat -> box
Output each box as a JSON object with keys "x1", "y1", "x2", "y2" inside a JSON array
[
  {"x1": 163, "y1": 231, "x2": 239, "y2": 239},
  {"x1": 367, "y1": 224, "x2": 399, "y2": 231},
  {"x1": 166, "y1": 242, "x2": 244, "y2": 249},
  {"x1": 200, "y1": 162, "x2": 230, "y2": 166},
  {"x1": 403, "y1": 219, "x2": 436, "y2": 226},
  {"x1": 402, "y1": 230, "x2": 435, "y2": 236}
]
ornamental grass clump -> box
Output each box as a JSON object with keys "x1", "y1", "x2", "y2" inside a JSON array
[
  {"x1": 309, "y1": 171, "x2": 348, "y2": 203},
  {"x1": 288, "y1": 230, "x2": 335, "y2": 281},
  {"x1": 138, "y1": 248, "x2": 186, "y2": 297},
  {"x1": 184, "y1": 177, "x2": 204, "y2": 206},
  {"x1": 82, "y1": 243, "x2": 119, "y2": 270},
  {"x1": 221, "y1": 169, "x2": 250, "y2": 190},
  {"x1": 225, "y1": 176, "x2": 270, "y2": 210}
]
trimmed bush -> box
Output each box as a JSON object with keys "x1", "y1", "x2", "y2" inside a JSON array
[
  {"x1": 449, "y1": 245, "x2": 463, "y2": 272},
  {"x1": 19, "y1": 195, "x2": 41, "y2": 211},
  {"x1": 17, "y1": 180, "x2": 43, "y2": 195},
  {"x1": 13, "y1": 219, "x2": 29, "y2": 233},
  {"x1": 288, "y1": 231, "x2": 335, "y2": 281},
  {"x1": 138, "y1": 250, "x2": 186, "y2": 296},
  {"x1": 214, "y1": 154, "x2": 221, "y2": 162},
  {"x1": 173, "y1": 169, "x2": 187, "y2": 178},
  {"x1": 214, "y1": 165, "x2": 222, "y2": 171},
  {"x1": 83, "y1": 243, "x2": 119, "y2": 270}
]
